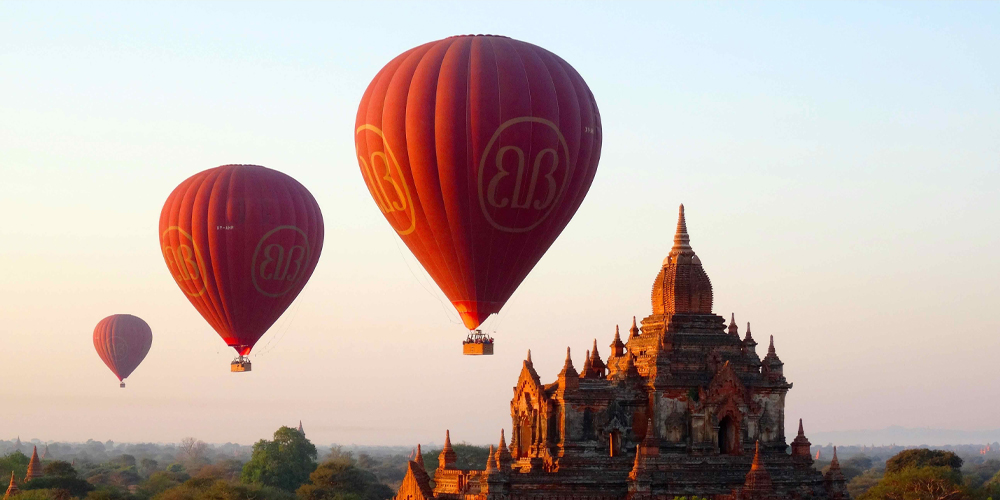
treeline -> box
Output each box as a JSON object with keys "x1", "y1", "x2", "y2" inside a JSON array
[
  {"x1": 0, "y1": 429, "x2": 497, "y2": 500},
  {"x1": 814, "y1": 448, "x2": 1000, "y2": 499}
]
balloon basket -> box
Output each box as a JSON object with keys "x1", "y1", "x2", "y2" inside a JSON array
[
  {"x1": 231, "y1": 356, "x2": 252, "y2": 372},
  {"x1": 120, "y1": 382, "x2": 125, "y2": 388},
  {"x1": 462, "y1": 330, "x2": 494, "y2": 356}
]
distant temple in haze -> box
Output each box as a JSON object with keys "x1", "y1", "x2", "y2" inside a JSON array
[{"x1": 394, "y1": 206, "x2": 849, "y2": 500}]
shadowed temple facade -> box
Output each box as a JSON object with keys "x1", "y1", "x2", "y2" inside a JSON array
[{"x1": 395, "y1": 206, "x2": 848, "y2": 500}]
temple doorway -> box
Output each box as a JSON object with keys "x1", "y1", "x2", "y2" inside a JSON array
[{"x1": 718, "y1": 416, "x2": 739, "y2": 455}]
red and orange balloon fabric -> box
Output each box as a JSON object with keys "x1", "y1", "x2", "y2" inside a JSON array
[
  {"x1": 93, "y1": 314, "x2": 152, "y2": 387},
  {"x1": 356, "y1": 35, "x2": 602, "y2": 330},
  {"x1": 159, "y1": 165, "x2": 324, "y2": 359}
]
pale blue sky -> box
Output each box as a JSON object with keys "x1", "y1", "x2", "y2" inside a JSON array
[{"x1": 1, "y1": 1, "x2": 998, "y2": 445}]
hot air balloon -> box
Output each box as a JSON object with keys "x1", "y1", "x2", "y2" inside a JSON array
[
  {"x1": 159, "y1": 165, "x2": 324, "y2": 371},
  {"x1": 355, "y1": 35, "x2": 602, "y2": 354},
  {"x1": 93, "y1": 314, "x2": 153, "y2": 388}
]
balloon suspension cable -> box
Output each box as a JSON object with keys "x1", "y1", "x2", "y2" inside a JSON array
[
  {"x1": 392, "y1": 235, "x2": 463, "y2": 325},
  {"x1": 231, "y1": 355, "x2": 252, "y2": 372}
]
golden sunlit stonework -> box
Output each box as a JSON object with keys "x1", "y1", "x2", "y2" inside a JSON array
[{"x1": 394, "y1": 206, "x2": 849, "y2": 500}]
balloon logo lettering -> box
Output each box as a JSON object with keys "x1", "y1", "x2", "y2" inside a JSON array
[
  {"x1": 251, "y1": 226, "x2": 312, "y2": 297},
  {"x1": 478, "y1": 117, "x2": 572, "y2": 233},
  {"x1": 355, "y1": 124, "x2": 416, "y2": 235},
  {"x1": 161, "y1": 226, "x2": 207, "y2": 296}
]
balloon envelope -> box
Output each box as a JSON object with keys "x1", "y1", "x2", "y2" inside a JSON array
[
  {"x1": 356, "y1": 35, "x2": 602, "y2": 329},
  {"x1": 93, "y1": 314, "x2": 153, "y2": 382},
  {"x1": 159, "y1": 164, "x2": 324, "y2": 355}
]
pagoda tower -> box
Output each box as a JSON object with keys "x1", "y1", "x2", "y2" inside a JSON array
[
  {"x1": 25, "y1": 446, "x2": 43, "y2": 481},
  {"x1": 3, "y1": 472, "x2": 17, "y2": 500}
]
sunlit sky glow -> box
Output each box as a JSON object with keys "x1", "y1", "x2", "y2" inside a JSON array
[{"x1": 1, "y1": 1, "x2": 998, "y2": 446}]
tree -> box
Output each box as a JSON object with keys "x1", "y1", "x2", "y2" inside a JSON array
[
  {"x1": 858, "y1": 466, "x2": 970, "y2": 500},
  {"x1": 23, "y1": 476, "x2": 95, "y2": 498},
  {"x1": 153, "y1": 478, "x2": 293, "y2": 500},
  {"x1": 23, "y1": 461, "x2": 94, "y2": 498},
  {"x1": 295, "y1": 457, "x2": 392, "y2": 500},
  {"x1": 0, "y1": 451, "x2": 30, "y2": 481},
  {"x1": 886, "y1": 449, "x2": 963, "y2": 474},
  {"x1": 43, "y1": 461, "x2": 78, "y2": 478},
  {"x1": 241, "y1": 427, "x2": 317, "y2": 492}
]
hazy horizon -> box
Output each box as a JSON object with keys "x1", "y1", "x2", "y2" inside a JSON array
[{"x1": 1, "y1": 1, "x2": 998, "y2": 446}]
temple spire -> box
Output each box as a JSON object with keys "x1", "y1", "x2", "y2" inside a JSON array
[
  {"x1": 558, "y1": 347, "x2": 578, "y2": 378},
  {"x1": 414, "y1": 444, "x2": 424, "y2": 469},
  {"x1": 728, "y1": 313, "x2": 739, "y2": 337},
  {"x1": 485, "y1": 445, "x2": 497, "y2": 471},
  {"x1": 590, "y1": 339, "x2": 606, "y2": 378},
  {"x1": 791, "y1": 418, "x2": 812, "y2": 458},
  {"x1": 496, "y1": 429, "x2": 512, "y2": 469},
  {"x1": 25, "y1": 446, "x2": 42, "y2": 481},
  {"x1": 768, "y1": 335, "x2": 776, "y2": 355},
  {"x1": 526, "y1": 349, "x2": 532, "y2": 365},
  {"x1": 3, "y1": 472, "x2": 17, "y2": 500},
  {"x1": 672, "y1": 204, "x2": 692, "y2": 253},
  {"x1": 628, "y1": 317, "x2": 640, "y2": 339},
  {"x1": 438, "y1": 430, "x2": 457, "y2": 470},
  {"x1": 610, "y1": 326, "x2": 625, "y2": 357},
  {"x1": 579, "y1": 349, "x2": 593, "y2": 379}
]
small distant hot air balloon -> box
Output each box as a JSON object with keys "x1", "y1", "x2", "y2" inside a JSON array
[
  {"x1": 93, "y1": 314, "x2": 152, "y2": 388},
  {"x1": 355, "y1": 35, "x2": 602, "y2": 354},
  {"x1": 159, "y1": 164, "x2": 324, "y2": 371}
]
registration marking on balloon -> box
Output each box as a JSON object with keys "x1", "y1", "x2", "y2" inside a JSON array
[
  {"x1": 355, "y1": 124, "x2": 416, "y2": 235},
  {"x1": 252, "y1": 225, "x2": 312, "y2": 298},
  {"x1": 161, "y1": 226, "x2": 208, "y2": 297},
  {"x1": 478, "y1": 117, "x2": 572, "y2": 233}
]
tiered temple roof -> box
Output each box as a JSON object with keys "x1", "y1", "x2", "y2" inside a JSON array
[{"x1": 394, "y1": 206, "x2": 845, "y2": 500}]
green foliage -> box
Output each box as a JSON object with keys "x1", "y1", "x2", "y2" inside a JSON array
[
  {"x1": 240, "y1": 427, "x2": 317, "y2": 492},
  {"x1": 845, "y1": 455, "x2": 875, "y2": 471},
  {"x1": 421, "y1": 444, "x2": 491, "y2": 479},
  {"x1": 295, "y1": 457, "x2": 392, "y2": 500},
  {"x1": 152, "y1": 478, "x2": 293, "y2": 500},
  {"x1": 135, "y1": 471, "x2": 189, "y2": 499},
  {"x1": 23, "y1": 476, "x2": 95, "y2": 498},
  {"x1": 964, "y1": 460, "x2": 1000, "y2": 490},
  {"x1": 0, "y1": 451, "x2": 31, "y2": 481},
  {"x1": 12, "y1": 489, "x2": 64, "y2": 500},
  {"x1": 886, "y1": 449, "x2": 964, "y2": 474},
  {"x1": 43, "y1": 462, "x2": 78, "y2": 478},
  {"x1": 859, "y1": 465, "x2": 970, "y2": 500},
  {"x1": 84, "y1": 486, "x2": 133, "y2": 500},
  {"x1": 139, "y1": 460, "x2": 158, "y2": 477},
  {"x1": 847, "y1": 469, "x2": 885, "y2": 499}
]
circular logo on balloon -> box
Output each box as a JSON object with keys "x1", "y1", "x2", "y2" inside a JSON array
[
  {"x1": 478, "y1": 117, "x2": 572, "y2": 233},
  {"x1": 251, "y1": 225, "x2": 312, "y2": 298},
  {"x1": 112, "y1": 336, "x2": 130, "y2": 360},
  {"x1": 161, "y1": 226, "x2": 207, "y2": 297},
  {"x1": 355, "y1": 124, "x2": 416, "y2": 236}
]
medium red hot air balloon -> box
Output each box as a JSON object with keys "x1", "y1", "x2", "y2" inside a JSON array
[
  {"x1": 159, "y1": 165, "x2": 324, "y2": 371},
  {"x1": 355, "y1": 35, "x2": 602, "y2": 351},
  {"x1": 93, "y1": 314, "x2": 153, "y2": 388}
]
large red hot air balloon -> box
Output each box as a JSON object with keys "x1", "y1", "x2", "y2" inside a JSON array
[
  {"x1": 93, "y1": 314, "x2": 153, "y2": 388},
  {"x1": 159, "y1": 165, "x2": 324, "y2": 371},
  {"x1": 355, "y1": 35, "x2": 602, "y2": 343}
]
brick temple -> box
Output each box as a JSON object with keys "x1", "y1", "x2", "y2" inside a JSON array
[{"x1": 395, "y1": 206, "x2": 848, "y2": 500}]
